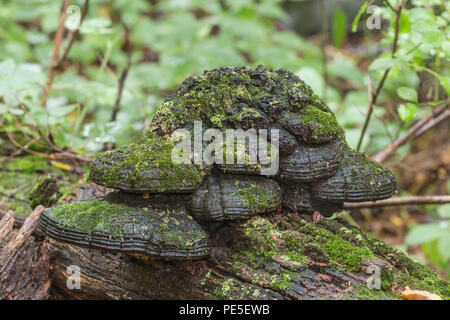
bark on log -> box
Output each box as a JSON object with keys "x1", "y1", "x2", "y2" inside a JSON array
[
  {"x1": 0, "y1": 206, "x2": 51, "y2": 300},
  {"x1": 1, "y1": 186, "x2": 449, "y2": 300},
  {"x1": 45, "y1": 185, "x2": 449, "y2": 300}
]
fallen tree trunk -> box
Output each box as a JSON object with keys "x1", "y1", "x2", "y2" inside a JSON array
[
  {"x1": 0, "y1": 206, "x2": 51, "y2": 300},
  {"x1": 1, "y1": 187, "x2": 449, "y2": 300}
]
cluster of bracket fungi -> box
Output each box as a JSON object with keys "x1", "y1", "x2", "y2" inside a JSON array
[{"x1": 38, "y1": 66, "x2": 397, "y2": 260}]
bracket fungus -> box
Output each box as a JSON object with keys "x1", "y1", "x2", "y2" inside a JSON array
[{"x1": 38, "y1": 65, "x2": 397, "y2": 259}]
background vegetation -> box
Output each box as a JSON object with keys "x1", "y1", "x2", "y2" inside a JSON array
[{"x1": 0, "y1": 0, "x2": 449, "y2": 279}]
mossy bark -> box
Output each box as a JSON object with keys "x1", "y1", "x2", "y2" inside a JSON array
[{"x1": 42, "y1": 186, "x2": 449, "y2": 300}]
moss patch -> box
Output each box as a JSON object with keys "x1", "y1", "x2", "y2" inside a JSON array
[
  {"x1": 48, "y1": 198, "x2": 127, "y2": 236},
  {"x1": 148, "y1": 65, "x2": 320, "y2": 136},
  {"x1": 241, "y1": 215, "x2": 449, "y2": 299},
  {"x1": 90, "y1": 133, "x2": 207, "y2": 193},
  {"x1": 298, "y1": 105, "x2": 343, "y2": 140},
  {"x1": 235, "y1": 184, "x2": 274, "y2": 213},
  {"x1": 323, "y1": 239, "x2": 372, "y2": 272},
  {"x1": 29, "y1": 175, "x2": 61, "y2": 209},
  {"x1": 0, "y1": 156, "x2": 78, "y2": 217}
]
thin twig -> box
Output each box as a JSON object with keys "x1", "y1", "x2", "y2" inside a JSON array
[
  {"x1": 414, "y1": 109, "x2": 450, "y2": 137},
  {"x1": 55, "y1": 0, "x2": 90, "y2": 68},
  {"x1": 372, "y1": 102, "x2": 448, "y2": 162},
  {"x1": 5, "y1": 126, "x2": 91, "y2": 162},
  {"x1": 110, "y1": 22, "x2": 132, "y2": 122},
  {"x1": 344, "y1": 195, "x2": 450, "y2": 209},
  {"x1": 357, "y1": 0, "x2": 407, "y2": 151},
  {"x1": 383, "y1": 0, "x2": 397, "y2": 13},
  {"x1": 41, "y1": 0, "x2": 71, "y2": 107}
]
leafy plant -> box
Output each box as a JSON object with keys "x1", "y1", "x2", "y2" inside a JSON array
[{"x1": 405, "y1": 204, "x2": 450, "y2": 277}]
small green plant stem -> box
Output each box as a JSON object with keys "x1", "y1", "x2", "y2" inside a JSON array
[{"x1": 357, "y1": 0, "x2": 407, "y2": 151}]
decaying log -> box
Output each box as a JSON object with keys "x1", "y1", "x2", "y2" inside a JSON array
[
  {"x1": 1, "y1": 186, "x2": 448, "y2": 300},
  {"x1": 47, "y1": 217, "x2": 362, "y2": 300},
  {"x1": 0, "y1": 206, "x2": 51, "y2": 300}
]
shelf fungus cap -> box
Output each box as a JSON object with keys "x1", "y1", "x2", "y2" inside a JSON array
[
  {"x1": 38, "y1": 193, "x2": 211, "y2": 259},
  {"x1": 279, "y1": 139, "x2": 343, "y2": 182},
  {"x1": 310, "y1": 147, "x2": 397, "y2": 202},
  {"x1": 189, "y1": 174, "x2": 281, "y2": 221},
  {"x1": 89, "y1": 134, "x2": 211, "y2": 193},
  {"x1": 278, "y1": 105, "x2": 343, "y2": 144},
  {"x1": 281, "y1": 183, "x2": 343, "y2": 217}
]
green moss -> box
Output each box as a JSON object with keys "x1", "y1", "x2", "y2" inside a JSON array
[
  {"x1": 347, "y1": 285, "x2": 401, "y2": 300},
  {"x1": 241, "y1": 216, "x2": 449, "y2": 299},
  {"x1": 46, "y1": 195, "x2": 209, "y2": 252},
  {"x1": 235, "y1": 184, "x2": 273, "y2": 213},
  {"x1": 214, "y1": 278, "x2": 236, "y2": 300},
  {"x1": 269, "y1": 272, "x2": 292, "y2": 291},
  {"x1": 148, "y1": 66, "x2": 317, "y2": 136},
  {"x1": 284, "y1": 105, "x2": 343, "y2": 141},
  {"x1": 323, "y1": 239, "x2": 373, "y2": 272},
  {"x1": 49, "y1": 198, "x2": 126, "y2": 236},
  {"x1": 90, "y1": 133, "x2": 206, "y2": 192},
  {"x1": 0, "y1": 156, "x2": 78, "y2": 217},
  {"x1": 29, "y1": 175, "x2": 60, "y2": 209},
  {"x1": 244, "y1": 218, "x2": 280, "y2": 266}
]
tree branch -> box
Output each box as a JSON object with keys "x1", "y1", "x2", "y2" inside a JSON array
[
  {"x1": 344, "y1": 195, "x2": 450, "y2": 209},
  {"x1": 372, "y1": 102, "x2": 448, "y2": 162},
  {"x1": 110, "y1": 23, "x2": 132, "y2": 122},
  {"x1": 414, "y1": 108, "x2": 450, "y2": 137}
]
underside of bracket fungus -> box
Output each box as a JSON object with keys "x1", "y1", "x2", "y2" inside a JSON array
[
  {"x1": 38, "y1": 65, "x2": 397, "y2": 259},
  {"x1": 311, "y1": 146, "x2": 397, "y2": 202},
  {"x1": 189, "y1": 174, "x2": 281, "y2": 221}
]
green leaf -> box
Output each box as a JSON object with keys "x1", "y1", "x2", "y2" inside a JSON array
[
  {"x1": 9, "y1": 107, "x2": 25, "y2": 115},
  {"x1": 437, "y1": 204, "x2": 450, "y2": 219},
  {"x1": 405, "y1": 223, "x2": 444, "y2": 245},
  {"x1": 443, "y1": 41, "x2": 450, "y2": 58},
  {"x1": 437, "y1": 233, "x2": 450, "y2": 263},
  {"x1": 332, "y1": 8, "x2": 347, "y2": 49},
  {"x1": 0, "y1": 59, "x2": 16, "y2": 78},
  {"x1": 398, "y1": 103, "x2": 417, "y2": 122},
  {"x1": 0, "y1": 103, "x2": 8, "y2": 114},
  {"x1": 295, "y1": 67, "x2": 324, "y2": 97},
  {"x1": 395, "y1": 11, "x2": 411, "y2": 34},
  {"x1": 437, "y1": 75, "x2": 450, "y2": 95},
  {"x1": 368, "y1": 57, "x2": 397, "y2": 72},
  {"x1": 397, "y1": 87, "x2": 418, "y2": 102},
  {"x1": 352, "y1": 1, "x2": 373, "y2": 33}
]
